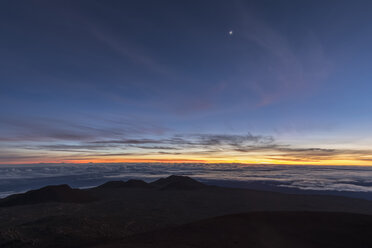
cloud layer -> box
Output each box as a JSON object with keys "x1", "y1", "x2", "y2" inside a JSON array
[{"x1": 1, "y1": 163, "x2": 372, "y2": 199}]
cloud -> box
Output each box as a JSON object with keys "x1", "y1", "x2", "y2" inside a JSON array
[
  {"x1": 0, "y1": 154, "x2": 45, "y2": 162},
  {"x1": 24, "y1": 144, "x2": 118, "y2": 152},
  {"x1": 231, "y1": 2, "x2": 331, "y2": 107},
  {"x1": 91, "y1": 139, "x2": 164, "y2": 145},
  {"x1": 190, "y1": 133, "x2": 274, "y2": 146},
  {"x1": 90, "y1": 27, "x2": 175, "y2": 78},
  {"x1": 0, "y1": 116, "x2": 168, "y2": 143},
  {"x1": 133, "y1": 146, "x2": 180, "y2": 150},
  {"x1": 256, "y1": 146, "x2": 372, "y2": 163},
  {"x1": 2, "y1": 121, "x2": 372, "y2": 164},
  {"x1": 88, "y1": 133, "x2": 275, "y2": 151}
]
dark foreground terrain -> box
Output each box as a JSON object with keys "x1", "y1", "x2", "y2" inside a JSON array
[
  {"x1": 96, "y1": 212, "x2": 372, "y2": 248},
  {"x1": 1, "y1": 176, "x2": 372, "y2": 248}
]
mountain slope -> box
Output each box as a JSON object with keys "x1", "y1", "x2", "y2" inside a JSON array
[
  {"x1": 98, "y1": 212, "x2": 372, "y2": 248},
  {"x1": 0, "y1": 185, "x2": 96, "y2": 207}
]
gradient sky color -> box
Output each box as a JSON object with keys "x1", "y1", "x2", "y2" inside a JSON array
[{"x1": 2, "y1": 0, "x2": 372, "y2": 165}]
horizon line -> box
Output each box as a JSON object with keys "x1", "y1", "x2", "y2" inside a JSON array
[{"x1": 1, "y1": 160, "x2": 372, "y2": 167}]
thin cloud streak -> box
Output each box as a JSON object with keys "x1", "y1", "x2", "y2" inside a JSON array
[
  {"x1": 233, "y1": 2, "x2": 331, "y2": 107},
  {"x1": 3, "y1": 129, "x2": 372, "y2": 164},
  {"x1": 0, "y1": 116, "x2": 168, "y2": 142}
]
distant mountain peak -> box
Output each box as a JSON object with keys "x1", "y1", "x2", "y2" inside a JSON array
[
  {"x1": 97, "y1": 179, "x2": 152, "y2": 189},
  {"x1": 125, "y1": 179, "x2": 152, "y2": 188},
  {"x1": 151, "y1": 175, "x2": 206, "y2": 190},
  {"x1": 97, "y1": 181, "x2": 127, "y2": 188}
]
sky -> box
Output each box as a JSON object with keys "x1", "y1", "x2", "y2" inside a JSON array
[{"x1": 1, "y1": 0, "x2": 372, "y2": 165}]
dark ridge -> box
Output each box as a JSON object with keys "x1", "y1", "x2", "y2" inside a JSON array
[
  {"x1": 101, "y1": 212, "x2": 372, "y2": 248},
  {"x1": 0, "y1": 184, "x2": 96, "y2": 207},
  {"x1": 151, "y1": 175, "x2": 206, "y2": 190},
  {"x1": 97, "y1": 179, "x2": 152, "y2": 189},
  {"x1": 97, "y1": 181, "x2": 127, "y2": 188},
  {"x1": 125, "y1": 179, "x2": 153, "y2": 188}
]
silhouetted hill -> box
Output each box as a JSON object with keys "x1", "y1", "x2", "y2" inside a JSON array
[
  {"x1": 2, "y1": 176, "x2": 372, "y2": 247},
  {"x1": 0, "y1": 184, "x2": 95, "y2": 207},
  {"x1": 97, "y1": 179, "x2": 152, "y2": 189},
  {"x1": 97, "y1": 180, "x2": 127, "y2": 188},
  {"x1": 151, "y1": 175, "x2": 206, "y2": 190},
  {"x1": 99, "y1": 212, "x2": 372, "y2": 248}
]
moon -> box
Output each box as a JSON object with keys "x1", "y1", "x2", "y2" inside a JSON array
[{"x1": 229, "y1": 30, "x2": 233, "y2": 36}]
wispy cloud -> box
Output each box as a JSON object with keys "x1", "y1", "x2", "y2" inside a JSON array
[
  {"x1": 0, "y1": 116, "x2": 168, "y2": 143},
  {"x1": 90, "y1": 28, "x2": 174, "y2": 77},
  {"x1": 2, "y1": 119, "x2": 372, "y2": 165},
  {"x1": 231, "y1": 2, "x2": 331, "y2": 107},
  {"x1": 2, "y1": 118, "x2": 372, "y2": 165}
]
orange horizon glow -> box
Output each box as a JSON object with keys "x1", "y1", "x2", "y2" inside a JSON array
[{"x1": 3, "y1": 157, "x2": 372, "y2": 166}]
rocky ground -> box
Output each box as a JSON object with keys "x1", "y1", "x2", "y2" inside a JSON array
[{"x1": 1, "y1": 176, "x2": 372, "y2": 248}]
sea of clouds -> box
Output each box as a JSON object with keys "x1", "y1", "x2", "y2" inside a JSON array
[{"x1": 1, "y1": 163, "x2": 372, "y2": 198}]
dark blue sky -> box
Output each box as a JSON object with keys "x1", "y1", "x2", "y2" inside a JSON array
[{"x1": 1, "y1": 0, "x2": 372, "y2": 165}]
